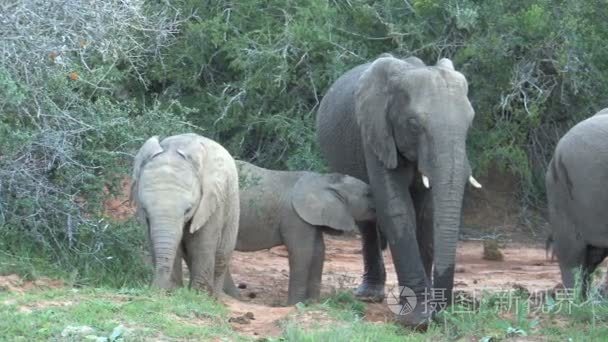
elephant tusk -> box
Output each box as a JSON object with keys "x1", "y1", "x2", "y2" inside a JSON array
[
  {"x1": 422, "y1": 175, "x2": 430, "y2": 188},
  {"x1": 469, "y1": 175, "x2": 482, "y2": 188}
]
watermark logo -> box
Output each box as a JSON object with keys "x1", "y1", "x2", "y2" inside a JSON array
[
  {"x1": 382, "y1": 286, "x2": 582, "y2": 316},
  {"x1": 386, "y1": 285, "x2": 417, "y2": 315}
]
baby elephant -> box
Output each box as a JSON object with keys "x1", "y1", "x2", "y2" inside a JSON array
[
  {"x1": 224, "y1": 161, "x2": 375, "y2": 305},
  {"x1": 131, "y1": 133, "x2": 240, "y2": 296}
]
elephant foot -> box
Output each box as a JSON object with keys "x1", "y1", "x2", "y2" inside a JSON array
[
  {"x1": 391, "y1": 297, "x2": 434, "y2": 331},
  {"x1": 354, "y1": 282, "x2": 385, "y2": 302}
]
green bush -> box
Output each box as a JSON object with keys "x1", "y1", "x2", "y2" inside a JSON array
[
  {"x1": 0, "y1": 0, "x2": 193, "y2": 285},
  {"x1": 147, "y1": 0, "x2": 608, "y2": 207}
]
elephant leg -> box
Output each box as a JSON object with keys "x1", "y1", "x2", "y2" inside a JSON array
[
  {"x1": 212, "y1": 245, "x2": 231, "y2": 295},
  {"x1": 354, "y1": 220, "x2": 386, "y2": 302},
  {"x1": 581, "y1": 246, "x2": 607, "y2": 299},
  {"x1": 555, "y1": 237, "x2": 586, "y2": 291},
  {"x1": 598, "y1": 265, "x2": 608, "y2": 298},
  {"x1": 283, "y1": 222, "x2": 316, "y2": 305},
  {"x1": 413, "y1": 187, "x2": 433, "y2": 278},
  {"x1": 184, "y1": 229, "x2": 217, "y2": 296},
  {"x1": 223, "y1": 267, "x2": 240, "y2": 299},
  {"x1": 306, "y1": 231, "x2": 325, "y2": 301},
  {"x1": 365, "y1": 161, "x2": 432, "y2": 329},
  {"x1": 170, "y1": 243, "x2": 184, "y2": 287},
  {"x1": 388, "y1": 227, "x2": 435, "y2": 329}
]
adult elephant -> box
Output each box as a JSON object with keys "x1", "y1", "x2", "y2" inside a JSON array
[
  {"x1": 546, "y1": 108, "x2": 608, "y2": 298},
  {"x1": 315, "y1": 54, "x2": 481, "y2": 328}
]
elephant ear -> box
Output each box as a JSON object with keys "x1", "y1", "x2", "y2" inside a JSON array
[
  {"x1": 436, "y1": 58, "x2": 455, "y2": 70},
  {"x1": 130, "y1": 136, "x2": 164, "y2": 218},
  {"x1": 291, "y1": 174, "x2": 357, "y2": 232},
  {"x1": 355, "y1": 57, "x2": 408, "y2": 169},
  {"x1": 189, "y1": 137, "x2": 236, "y2": 234}
]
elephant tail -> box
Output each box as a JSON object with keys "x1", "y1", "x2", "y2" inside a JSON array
[{"x1": 545, "y1": 234, "x2": 556, "y2": 261}]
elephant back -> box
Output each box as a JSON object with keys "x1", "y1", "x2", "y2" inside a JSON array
[
  {"x1": 235, "y1": 161, "x2": 301, "y2": 251},
  {"x1": 316, "y1": 63, "x2": 370, "y2": 181}
]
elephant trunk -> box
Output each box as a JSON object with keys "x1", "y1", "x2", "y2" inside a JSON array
[
  {"x1": 149, "y1": 216, "x2": 182, "y2": 290},
  {"x1": 430, "y1": 143, "x2": 467, "y2": 306}
]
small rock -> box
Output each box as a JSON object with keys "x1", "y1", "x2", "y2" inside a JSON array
[
  {"x1": 61, "y1": 325, "x2": 95, "y2": 338},
  {"x1": 247, "y1": 292, "x2": 257, "y2": 299},
  {"x1": 455, "y1": 266, "x2": 466, "y2": 273},
  {"x1": 229, "y1": 314, "x2": 252, "y2": 324},
  {"x1": 238, "y1": 283, "x2": 247, "y2": 289},
  {"x1": 244, "y1": 311, "x2": 255, "y2": 320}
]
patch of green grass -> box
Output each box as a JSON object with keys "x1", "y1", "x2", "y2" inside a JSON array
[
  {"x1": 2, "y1": 286, "x2": 608, "y2": 341},
  {"x1": 277, "y1": 291, "x2": 608, "y2": 341},
  {"x1": 433, "y1": 291, "x2": 608, "y2": 341},
  {"x1": 0, "y1": 287, "x2": 236, "y2": 341},
  {"x1": 280, "y1": 320, "x2": 412, "y2": 342},
  {"x1": 278, "y1": 293, "x2": 434, "y2": 341},
  {"x1": 322, "y1": 291, "x2": 366, "y2": 316}
]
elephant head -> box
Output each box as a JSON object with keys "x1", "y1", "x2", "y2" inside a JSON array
[
  {"x1": 355, "y1": 56, "x2": 480, "y2": 297},
  {"x1": 130, "y1": 135, "x2": 228, "y2": 289},
  {"x1": 291, "y1": 173, "x2": 375, "y2": 233}
]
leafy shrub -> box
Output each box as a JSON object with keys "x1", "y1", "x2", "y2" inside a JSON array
[
  {"x1": 148, "y1": 0, "x2": 608, "y2": 209},
  {"x1": 0, "y1": 0, "x2": 192, "y2": 285}
]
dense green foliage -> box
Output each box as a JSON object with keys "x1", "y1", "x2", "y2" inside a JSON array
[
  {"x1": 149, "y1": 0, "x2": 608, "y2": 204},
  {"x1": 1, "y1": 0, "x2": 608, "y2": 284}
]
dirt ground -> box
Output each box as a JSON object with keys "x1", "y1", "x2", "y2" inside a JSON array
[
  {"x1": 224, "y1": 236, "x2": 572, "y2": 336},
  {"x1": 228, "y1": 237, "x2": 564, "y2": 307}
]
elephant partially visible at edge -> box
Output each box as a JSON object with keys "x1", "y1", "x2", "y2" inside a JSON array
[
  {"x1": 130, "y1": 133, "x2": 240, "y2": 296},
  {"x1": 316, "y1": 54, "x2": 482, "y2": 328},
  {"x1": 223, "y1": 161, "x2": 376, "y2": 305},
  {"x1": 546, "y1": 108, "x2": 608, "y2": 298}
]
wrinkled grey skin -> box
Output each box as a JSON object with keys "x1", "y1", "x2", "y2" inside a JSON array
[
  {"x1": 546, "y1": 108, "x2": 608, "y2": 298},
  {"x1": 316, "y1": 54, "x2": 477, "y2": 328},
  {"x1": 131, "y1": 134, "x2": 240, "y2": 296},
  {"x1": 223, "y1": 161, "x2": 375, "y2": 305}
]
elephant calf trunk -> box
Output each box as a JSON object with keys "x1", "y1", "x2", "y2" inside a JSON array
[{"x1": 149, "y1": 220, "x2": 182, "y2": 290}]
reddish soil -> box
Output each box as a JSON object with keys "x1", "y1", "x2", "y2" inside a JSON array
[
  {"x1": 0, "y1": 274, "x2": 63, "y2": 294},
  {"x1": 226, "y1": 237, "x2": 557, "y2": 331},
  {"x1": 228, "y1": 237, "x2": 565, "y2": 306}
]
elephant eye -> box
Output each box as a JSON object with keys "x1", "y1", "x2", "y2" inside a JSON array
[{"x1": 407, "y1": 117, "x2": 422, "y2": 134}]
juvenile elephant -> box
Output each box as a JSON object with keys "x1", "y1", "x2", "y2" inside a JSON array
[
  {"x1": 131, "y1": 133, "x2": 240, "y2": 296},
  {"x1": 546, "y1": 108, "x2": 608, "y2": 298},
  {"x1": 223, "y1": 161, "x2": 375, "y2": 305},
  {"x1": 316, "y1": 54, "x2": 481, "y2": 328}
]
